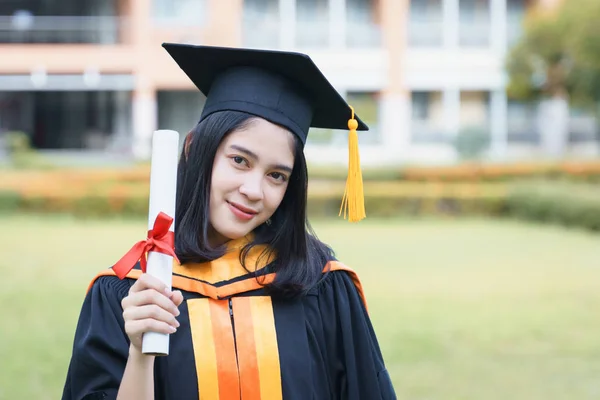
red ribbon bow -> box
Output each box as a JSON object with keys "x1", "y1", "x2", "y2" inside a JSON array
[{"x1": 113, "y1": 212, "x2": 179, "y2": 280}]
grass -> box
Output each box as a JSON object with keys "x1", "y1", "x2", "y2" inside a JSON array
[{"x1": 1, "y1": 214, "x2": 599, "y2": 399}]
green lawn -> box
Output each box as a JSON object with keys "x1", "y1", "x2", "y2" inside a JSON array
[{"x1": 1, "y1": 214, "x2": 599, "y2": 399}]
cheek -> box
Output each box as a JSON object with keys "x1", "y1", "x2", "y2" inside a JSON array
[
  {"x1": 263, "y1": 184, "x2": 288, "y2": 212},
  {"x1": 211, "y1": 159, "x2": 237, "y2": 194}
]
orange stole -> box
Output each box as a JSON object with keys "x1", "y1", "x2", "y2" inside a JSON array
[
  {"x1": 86, "y1": 260, "x2": 367, "y2": 309},
  {"x1": 232, "y1": 297, "x2": 282, "y2": 400},
  {"x1": 85, "y1": 260, "x2": 369, "y2": 399},
  {"x1": 187, "y1": 298, "x2": 241, "y2": 399},
  {"x1": 187, "y1": 296, "x2": 282, "y2": 400}
]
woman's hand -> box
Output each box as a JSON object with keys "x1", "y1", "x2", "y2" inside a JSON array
[{"x1": 121, "y1": 274, "x2": 183, "y2": 354}]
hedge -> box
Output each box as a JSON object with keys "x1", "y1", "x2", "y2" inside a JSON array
[
  {"x1": 1, "y1": 179, "x2": 599, "y2": 233},
  {"x1": 2, "y1": 160, "x2": 600, "y2": 190},
  {"x1": 1, "y1": 163, "x2": 600, "y2": 232},
  {"x1": 0, "y1": 181, "x2": 507, "y2": 218},
  {"x1": 505, "y1": 182, "x2": 600, "y2": 231},
  {"x1": 308, "y1": 161, "x2": 600, "y2": 182}
]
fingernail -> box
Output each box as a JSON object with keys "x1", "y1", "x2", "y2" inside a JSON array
[
  {"x1": 169, "y1": 326, "x2": 176, "y2": 333},
  {"x1": 164, "y1": 286, "x2": 172, "y2": 295},
  {"x1": 175, "y1": 320, "x2": 180, "y2": 328}
]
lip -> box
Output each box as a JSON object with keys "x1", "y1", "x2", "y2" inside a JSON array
[{"x1": 227, "y1": 201, "x2": 258, "y2": 221}]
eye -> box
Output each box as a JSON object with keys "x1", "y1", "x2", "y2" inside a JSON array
[
  {"x1": 231, "y1": 156, "x2": 249, "y2": 167},
  {"x1": 269, "y1": 172, "x2": 288, "y2": 182}
]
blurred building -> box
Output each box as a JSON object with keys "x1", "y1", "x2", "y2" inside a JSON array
[{"x1": 0, "y1": 0, "x2": 597, "y2": 166}]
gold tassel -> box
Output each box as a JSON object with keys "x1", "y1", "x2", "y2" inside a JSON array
[{"x1": 339, "y1": 106, "x2": 366, "y2": 222}]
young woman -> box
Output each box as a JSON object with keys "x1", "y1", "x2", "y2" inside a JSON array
[{"x1": 62, "y1": 43, "x2": 396, "y2": 400}]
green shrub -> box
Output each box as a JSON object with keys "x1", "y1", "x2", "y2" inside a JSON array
[
  {"x1": 0, "y1": 190, "x2": 21, "y2": 214},
  {"x1": 505, "y1": 183, "x2": 600, "y2": 231},
  {"x1": 4, "y1": 131, "x2": 31, "y2": 153},
  {"x1": 3, "y1": 131, "x2": 57, "y2": 170},
  {"x1": 2, "y1": 178, "x2": 599, "y2": 234},
  {"x1": 454, "y1": 126, "x2": 491, "y2": 161}
]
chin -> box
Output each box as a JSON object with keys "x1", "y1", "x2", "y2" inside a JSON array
[
  {"x1": 224, "y1": 230, "x2": 252, "y2": 241},
  {"x1": 214, "y1": 223, "x2": 256, "y2": 241}
]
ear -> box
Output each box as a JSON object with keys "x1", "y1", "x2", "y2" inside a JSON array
[{"x1": 184, "y1": 132, "x2": 193, "y2": 161}]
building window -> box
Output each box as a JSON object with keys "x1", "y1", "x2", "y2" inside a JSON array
[
  {"x1": 157, "y1": 90, "x2": 206, "y2": 151},
  {"x1": 347, "y1": 91, "x2": 381, "y2": 145},
  {"x1": 307, "y1": 91, "x2": 381, "y2": 146},
  {"x1": 569, "y1": 108, "x2": 598, "y2": 144},
  {"x1": 153, "y1": 0, "x2": 208, "y2": 25},
  {"x1": 410, "y1": 91, "x2": 446, "y2": 143},
  {"x1": 507, "y1": 0, "x2": 527, "y2": 47},
  {"x1": 459, "y1": 0, "x2": 490, "y2": 47},
  {"x1": 459, "y1": 91, "x2": 490, "y2": 132},
  {"x1": 296, "y1": 0, "x2": 329, "y2": 48},
  {"x1": 507, "y1": 100, "x2": 538, "y2": 143},
  {"x1": 0, "y1": 0, "x2": 120, "y2": 44},
  {"x1": 408, "y1": 0, "x2": 443, "y2": 47},
  {"x1": 0, "y1": 90, "x2": 131, "y2": 151},
  {"x1": 346, "y1": 0, "x2": 382, "y2": 48},
  {"x1": 242, "y1": 0, "x2": 279, "y2": 49},
  {"x1": 456, "y1": 91, "x2": 491, "y2": 156}
]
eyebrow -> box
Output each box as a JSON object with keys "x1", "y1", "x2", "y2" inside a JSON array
[{"x1": 230, "y1": 144, "x2": 293, "y2": 174}]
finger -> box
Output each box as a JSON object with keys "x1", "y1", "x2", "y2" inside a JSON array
[
  {"x1": 129, "y1": 274, "x2": 172, "y2": 296},
  {"x1": 125, "y1": 289, "x2": 180, "y2": 316},
  {"x1": 170, "y1": 290, "x2": 184, "y2": 307},
  {"x1": 123, "y1": 304, "x2": 180, "y2": 328},
  {"x1": 125, "y1": 319, "x2": 177, "y2": 336}
]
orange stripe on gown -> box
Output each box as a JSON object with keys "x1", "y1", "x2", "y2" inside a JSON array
[
  {"x1": 87, "y1": 260, "x2": 365, "y2": 308},
  {"x1": 233, "y1": 296, "x2": 282, "y2": 400},
  {"x1": 231, "y1": 297, "x2": 261, "y2": 399},
  {"x1": 188, "y1": 298, "x2": 241, "y2": 399},
  {"x1": 209, "y1": 299, "x2": 241, "y2": 399},
  {"x1": 187, "y1": 299, "x2": 219, "y2": 399}
]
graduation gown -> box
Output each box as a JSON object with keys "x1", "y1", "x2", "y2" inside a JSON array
[{"x1": 62, "y1": 240, "x2": 396, "y2": 400}]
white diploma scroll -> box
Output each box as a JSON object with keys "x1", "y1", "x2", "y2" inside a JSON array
[{"x1": 142, "y1": 130, "x2": 180, "y2": 356}]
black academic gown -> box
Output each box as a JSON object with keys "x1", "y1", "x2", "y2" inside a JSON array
[{"x1": 61, "y1": 245, "x2": 396, "y2": 400}]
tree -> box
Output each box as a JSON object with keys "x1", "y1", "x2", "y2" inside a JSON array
[
  {"x1": 507, "y1": 0, "x2": 600, "y2": 107},
  {"x1": 505, "y1": 0, "x2": 600, "y2": 156}
]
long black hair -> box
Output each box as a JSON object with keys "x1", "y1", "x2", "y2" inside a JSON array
[{"x1": 175, "y1": 110, "x2": 335, "y2": 298}]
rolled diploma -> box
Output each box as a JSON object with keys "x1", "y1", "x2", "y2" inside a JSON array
[{"x1": 142, "y1": 129, "x2": 180, "y2": 356}]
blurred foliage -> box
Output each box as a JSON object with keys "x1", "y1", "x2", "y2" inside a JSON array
[
  {"x1": 347, "y1": 91, "x2": 379, "y2": 127},
  {"x1": 506, "y1": 181, "x2": 600, "y2": 231},
  {"x1": 1, "y1": 164, "x2": 600, "y2": 233},
  {"x1": 307, "y1": 160, "x2": 600, "y2": 182},
  {"x1": 3, "y1": 131, "x2": 55, "y2": 170},
  {"x1": 0, "y1": 190, "x2": 20, "y2": 214},
  {"x1": 4, "y1": 131, "x2": 30, "y2": 153},
  {"x1": 453, "y1": 126, "x2": 491, "y2": 161},
  {"x1": 506, "y1": 0, "x2": 600, "y2": 109}
]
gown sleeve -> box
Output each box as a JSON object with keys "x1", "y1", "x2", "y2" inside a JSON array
[
  {"x1": 316, "y1": 270, "x2": 397, "y2": 400},
  {"x1": 61, "y1": 275, "x2": 133, "y2": 400}
]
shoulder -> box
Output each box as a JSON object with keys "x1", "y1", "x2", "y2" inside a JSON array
[
  {"x1": 309, "y1": 260, "x2": 369, "y2": 310},
  {"x1": 323, "y1": 260, "x2": 364, "y2": 288},
  {"x1": 86, "y1": 262, "x2": 144, "y2": 295},
  {"x1": 86, "y1": 268, "x2": 135, "y2": 302}
]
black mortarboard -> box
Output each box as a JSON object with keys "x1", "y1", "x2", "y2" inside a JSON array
[
  {"x1": 162, "y1": 42, "x2": 367, "y2": 222},
  {"x1": 161, "y1": 43, "x2": 368, "y2": 145}
]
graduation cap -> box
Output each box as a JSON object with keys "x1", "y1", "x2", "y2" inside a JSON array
[{"x1": 162, "y1": 43, "x2": 366, "y2": 222}]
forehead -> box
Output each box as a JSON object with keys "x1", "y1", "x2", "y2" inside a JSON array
[{"x1": 222, "y1": 119, "x2": 296, "y2": 161}]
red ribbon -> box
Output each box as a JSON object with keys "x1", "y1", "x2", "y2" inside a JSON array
[{"x1": 113, "y1": 212, "x2": 179, "y2": 280}]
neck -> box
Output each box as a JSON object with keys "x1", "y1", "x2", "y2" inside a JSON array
[
  {"x1": 206, "y1": 227, "x2": 256, "y2": 253},
  {"x1": 207, "y1": 226, "x2": 231, "y2": 248}
]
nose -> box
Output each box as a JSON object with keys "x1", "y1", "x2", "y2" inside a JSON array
[{"x1": 238, "y1": 174, "x2": 263, "y2": 202}]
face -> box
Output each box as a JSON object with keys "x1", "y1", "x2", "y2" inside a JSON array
[{"x1": 208, "y1": 118, "x2": 296, "y2": 245}]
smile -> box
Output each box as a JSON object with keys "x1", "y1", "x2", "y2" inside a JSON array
[{"x1": 227, "y1": 201, "x2": 257, "y2": 221}]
